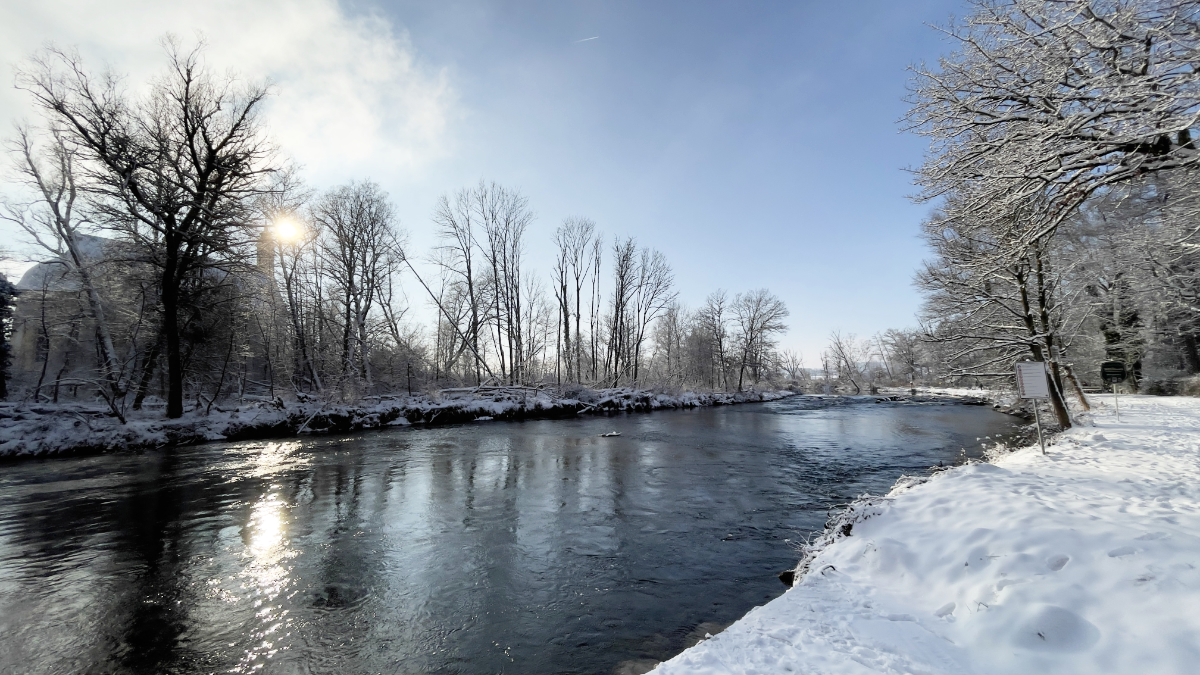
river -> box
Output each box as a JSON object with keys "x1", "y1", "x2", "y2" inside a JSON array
[{"x1": 0, "y1": 395, "x2": 1020, "y2": 674}]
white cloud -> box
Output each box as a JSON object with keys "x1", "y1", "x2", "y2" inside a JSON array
[{"x1": 0, "y1": 0, "x2": 455, "y2": 183}]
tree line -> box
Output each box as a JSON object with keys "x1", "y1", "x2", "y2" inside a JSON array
[{"x1": 0, "y1": 42, "x2": 792, "y2": 419}]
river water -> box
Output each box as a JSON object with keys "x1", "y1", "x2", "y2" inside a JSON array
[{"x1": 0, "y1": 396, "x2": 1020, "y2": 674}]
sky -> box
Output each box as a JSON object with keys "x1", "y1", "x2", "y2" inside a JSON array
[{"x1": 0, "y1": 0, "x2": 969, "y2": 361}]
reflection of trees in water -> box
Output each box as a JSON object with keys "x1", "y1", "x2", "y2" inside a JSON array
[
  {"x1": 0, "y1": 443, "x2": 326, "y2": 674},
  {"x1": 2, "y1": 450, "x2": 206, "y2": 673},
  {"x1": 109, "y1": 450, "x2": 199, "y2": 673},
  {"x1": 413, "y1": 435, "x2": 528, "y2": 672},
  {"x1": 298, "y1": 453, "x2": 382, "y2": 665}
]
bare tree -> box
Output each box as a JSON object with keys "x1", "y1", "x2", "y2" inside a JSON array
[
  {"x1": 605, "y1": 237, "x2": 638, "y2": 386},
  {"x1": 733, "y1": 289, "x2": 788, "y2": 391},
  {"x1": 18, "y1": 42, "x2": 278, "y2": 417},
  {"x1": 551, "y1": 228, "x2": 570, "y2": 383},
  {"x1": 520, "y1": 275, "x2": 555, "y2": 381},
  {"x1": 779, "y1": 349, "x2": 806, "y2": 383},
  {"x1": 257, "y1": 171, "x2": 322, "y2": 395},
  {"x1": 2, "y1": 127, "x2": 129, "y2": 418},
  {"x1": 589, "y1": 235, "x2": 603, "y2": 381},
  {"x1": 880, "y1": 328, "x2": 923, "y2": 389},
  {"x1": 697, "y1": 290, "x2": 731, "y2": 390},
  {"x1": 631, "y1": 248, "x2": 676, "y2": 384},
  {"x1": 652, "y1": 301, "x2": 689, "y2": 387},
  {"x1": 433, "y1": 188, "x2": 484, "y2": 383},
  {"x1": 312, "y1": 180, "x2": 402, "y2": 395},
  {"x1": 553, "y1": 217, "x2": 597, "y2": 384},
  {"x1": 827, "y1": 331, "x2": 868, "y2": 395},
  {"x1": 475, "y1": 183, "x2": 532, "y2": 384}
]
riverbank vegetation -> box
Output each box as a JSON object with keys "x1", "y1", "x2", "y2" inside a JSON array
[
  {"x1": 0, "y1": 387, "x2": 795, "y2": 457},
  {"x1": 0, "y1": 44, "x2": 794, "y2": 421}
]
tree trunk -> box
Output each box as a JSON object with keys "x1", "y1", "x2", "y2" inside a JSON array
[
  {"x1": 1017, "y1": 265, "x2": 1071, "y2": 429},
  {"x1": 163, "y1": 245, "x2": 184, "y2": 419},
  {"x1": 342, "y1": 295, "x2": 354, "y2": 379},
  {"x1": 357, "y1": 308, "x2": 372, "y2": 387},
  {"x1": 34, "y1": 290, "x2": 50, "y2": 401},
  {"x1": 574, "y1": 280, "x2": 583, "y2": 384},
  {"x1": 1063, "y1": 362, "x2": 1091, "y2": 411},
  {"x1": 1182, "y1": 333, "x2": 1200, "y2": 374},
  {"x1": 737, "y1": 343, "x2": 748, "y2": 392},
  {"x1": 52, "y1": 323, "x2": 77, "y2": 403},
  {"x1": 133, "y1": 331, "x2": 163, "y2": 410},
  {"x1": 1034, "y1": 250, "x2": 1072, "y2": 429}
]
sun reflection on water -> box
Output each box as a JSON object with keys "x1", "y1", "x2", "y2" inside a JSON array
[
  {"x1": 231, "y1": 445, "x2": 304, "y2": 673},
  {"x1": 248, "y1": 441, "x2": 307, "y2": 478}
]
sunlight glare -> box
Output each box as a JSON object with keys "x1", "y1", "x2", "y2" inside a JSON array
[{"x1": 273, "y1": 218, "x2": 302, "y2": 242}]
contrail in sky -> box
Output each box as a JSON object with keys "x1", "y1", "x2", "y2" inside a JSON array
[{"x1": 573, "y1": 36, "x2": 600, "y2": 43}]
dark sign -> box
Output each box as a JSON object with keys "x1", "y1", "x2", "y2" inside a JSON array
[{"x1": 1101, "y1": 361, "x2": 1127, "y2": 384}]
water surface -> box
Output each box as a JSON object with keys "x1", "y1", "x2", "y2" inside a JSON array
[{"x1": 0, "y1": 396, "x2": 1020, "y2": 674}]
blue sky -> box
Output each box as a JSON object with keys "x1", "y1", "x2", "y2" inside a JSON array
[
  {"x1": 367, "y1": 0, "x2": 969, "y2": 358},
  {"x1": 0, "y1": 0, "x2": 969, "y2": 361}
]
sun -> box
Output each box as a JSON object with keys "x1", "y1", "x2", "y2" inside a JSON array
[{"x1": 273, "y1": 218, "x2": 302, "y2": 242}]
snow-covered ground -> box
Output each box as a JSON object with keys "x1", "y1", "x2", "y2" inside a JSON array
[
  {"x1": 0, "y1": 387, "x2": 793, "y2": 457},
  {"x1": 654, "y1": 394, "x2": 1200, "y2": 675}
]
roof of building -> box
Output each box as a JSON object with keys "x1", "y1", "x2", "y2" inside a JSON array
[{"x1": 15, "y1": 234, "x2": 109, "y2": 292}]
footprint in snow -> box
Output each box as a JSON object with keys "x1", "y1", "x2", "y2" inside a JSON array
[
  {"x1": 1108, "y1": 546, "x2": 1137, "y2": 558},
  {"x1": 996, "y1": 578, "x2": 1025, "y2": 591},
  {"x1": 1046, "y1": 554, "x2": 1070, "y2": 571},
  {"x1": 1136, "y1": 532, "x2": 1168, "y2": 541}
]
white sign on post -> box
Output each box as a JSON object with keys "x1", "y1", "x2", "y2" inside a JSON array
[
  {"x1": 1015, "y1": 361, "x2": 1050, "y2": 399},
  {"x1": 1014, "y1": 361, "x2": 1049, "y2": 455}
]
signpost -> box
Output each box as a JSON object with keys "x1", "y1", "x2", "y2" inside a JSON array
[
  {"x1": 1101, "y1": 361, "x2": 1127, "y2": 422},
  {"x1": 1015, "y1": 361, "x2": 1050, "y2": 454}
]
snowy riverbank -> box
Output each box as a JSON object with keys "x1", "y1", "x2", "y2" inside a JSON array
[
  {"x1": 654, "y1": 394, "x2": 1200, "y2": 675},
  {"x1": 0, "y1": 387, "x2": 794, "y2": 458}
]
